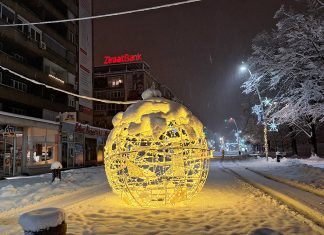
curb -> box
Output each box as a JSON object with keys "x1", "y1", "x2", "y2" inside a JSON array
[{"x1": 246, "y1": 167, "x2": 324, "y2": 198}]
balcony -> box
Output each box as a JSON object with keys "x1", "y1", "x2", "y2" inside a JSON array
[
  {"x1": 1, "y1": 0, "x2": 77, "y2": 52},
  {"x1": 0, "y1": 85, "x2": 73, "y2": 113},
  {"x1": 0, "y1": 51, "x2": 75, "y2": 93},
  {"x1": 0, "y1": 27, "x2": 76, "y2": 73}
]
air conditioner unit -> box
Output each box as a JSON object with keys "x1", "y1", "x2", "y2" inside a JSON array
[{"x1": 39, "y1": 41, "x2": 46, "y2": 50}]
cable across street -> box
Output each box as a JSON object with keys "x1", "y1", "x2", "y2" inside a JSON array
[{"x1": 0, "y1": 0, "x2": 202, "y2": 27}]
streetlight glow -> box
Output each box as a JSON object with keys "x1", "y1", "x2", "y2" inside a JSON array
[{"x1": 240, "y1": 65, "x2": 247, "y2": 72}]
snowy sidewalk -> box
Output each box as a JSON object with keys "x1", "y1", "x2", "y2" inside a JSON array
[{"x1": 226, "y1": 165, "x2": 324, "y2": 227}]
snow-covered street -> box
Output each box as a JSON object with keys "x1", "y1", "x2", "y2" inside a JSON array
[{"x1": 1, "y1": 158, "x2": 323, "y2": 234}]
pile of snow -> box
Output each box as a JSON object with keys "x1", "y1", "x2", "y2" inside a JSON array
[
  {"x1": 227, "y1": 156, "x2": 324, "y2": 189},
  {"x1": 299, "y1": 155, "x2": 324, "y2": 168},
  {"x1": 50, "y1": 161, "x2": 63, "y2": 170},
  {"x1": 0, "y1": 166, "x2": 106, "y2": 212},
  {"x1": 19, "y1": 208, "x2": 65, "y2": 232}
]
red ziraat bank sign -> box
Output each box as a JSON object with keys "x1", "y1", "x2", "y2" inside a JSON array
[{"x1": 103, "y1": 53, "x2": 142, "y2": 65}]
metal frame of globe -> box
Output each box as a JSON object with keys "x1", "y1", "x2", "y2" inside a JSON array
[{"x1": 104, "y1": 118, "x2": 211, "y2": 208}]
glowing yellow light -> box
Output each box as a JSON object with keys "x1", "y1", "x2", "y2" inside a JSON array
[{"x1": 104, "y1": 94, "x2": 211, "y2": 208}]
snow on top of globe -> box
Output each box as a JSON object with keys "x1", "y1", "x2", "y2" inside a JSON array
[
  {"x1": 141, "y1": 87, "x2": 162, "y2": 100},
  {"x1": 107, "y1": 88, "x2": 204, "y2": 144}
]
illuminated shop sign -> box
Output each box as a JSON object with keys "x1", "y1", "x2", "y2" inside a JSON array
[{"x1": 103, "y1": 53, "x2": 142, "y2": 65}]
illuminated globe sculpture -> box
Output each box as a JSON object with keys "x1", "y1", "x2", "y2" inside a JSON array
[{"x1": 104, "y1": 88, "x2": 211, "y2": 207}]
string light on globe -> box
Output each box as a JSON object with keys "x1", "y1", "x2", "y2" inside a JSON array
[{"x1": 104, "y1": 88, "x2": 212, "y2": 208}]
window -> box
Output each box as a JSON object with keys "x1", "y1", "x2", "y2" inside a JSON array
[
  {"x1": 113, "y1": 90, "x2": 121, "y2": 98},
  {"x1": 43, "y1": 58, "x2": 67, "y2": 82},
  {"x1": 35, "y1": 31, "x2": 41, "y2": 42},
  {"x1": 1, "y1": 4, "x2": 14, "y2": 24},
  {"x1": 14, "y1": 14, "x2": 42, "y2": 42},
  {"x1": 16, "y1": 18, "x2": 23, "y2": 31},
  {"x1": 12, "y1": 107, "x2": 26, "y2": 115},
  {"x1": 94, "y1": 91, "x2": 107, "y2": 99},
  {"x1": 13, "y1": 53, "x2": 25, "y2": 63},
  {"x1": 50, "y1": 94, "x2": 55, "y2": 103},
  {"x1": 27, "y1": 128, "x2": 59, "y2": 166},
  {"x1": 68, "y1": 95, "x2": 75, "y2": 107},
  {"x1": 68, "y1": 31, "x2": 75, "y2": 44},
  {"x1": 94, "y1": 103, "x2": 106, "y2": 111},
  {"x1": 11, "y1": 79, "x2": 27, "y2": 92},
  {"x1": 30, "y1": 27, "x2": 41, "y2": 41},
  {"x1": 108, "y1": 78, "x2": 124, "y2": 88}
]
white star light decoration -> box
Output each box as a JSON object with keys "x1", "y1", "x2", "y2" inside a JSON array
[
  {"x1": 252, "y1": 104, "x2": 263, "y2": 123},
  {"x1": 252, "y1": 104, "x2": 262, "y2": 115},
  {"x1": 268, "y1": 119, "x2": 279, "y2": 132},
  {"x1": 262, "y1": 97, "x2": 272, "y2": 107}
]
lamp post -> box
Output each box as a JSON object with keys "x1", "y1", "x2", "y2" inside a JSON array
[
  {"x1": 240, "y1": 64, "x2": 269, "y2": 161},
  {"x1": 227, "y1": 117, "x2": 241, "y2": 155}
]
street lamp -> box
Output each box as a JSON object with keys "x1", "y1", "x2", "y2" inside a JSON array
[
  {"x1": 227, "y1": 117, "x2": 241, "y2": 154},
  {"x1": 240, "y1": 63, "x2": 269, "y2": 161}
]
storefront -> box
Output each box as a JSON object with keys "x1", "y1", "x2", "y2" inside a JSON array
[
  {"x1": 0, "y1": 125, "x2": 23, "y2": 176},
  {"x1": 61, "y1": 122, "x2": 109, "y2": 168},
  {"x1": 0, "y1": 111, "x2": 60, "y2": 177}
]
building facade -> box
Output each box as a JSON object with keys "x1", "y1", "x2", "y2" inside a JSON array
[
  {"x1": 0, "y1": 0, "x2": 107, "y2": 177},
  {"x1": 93, "y1": 61, "x2": 175, "y2": 129}
]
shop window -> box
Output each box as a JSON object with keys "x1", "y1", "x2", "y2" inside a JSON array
[{"x1": 27, "y1": 128, "x2": 58, "y2": 165}]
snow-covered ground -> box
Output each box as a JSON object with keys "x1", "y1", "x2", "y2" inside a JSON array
[
  {"x1": 0, "y1": 167, "x2": 107, "y2": 212},
  {"x1": 0, "y1": 159, "x2": 322, "y2": 234},
  {"x1": 229, "y1": 156, "x2": 324, "y2": 189}
]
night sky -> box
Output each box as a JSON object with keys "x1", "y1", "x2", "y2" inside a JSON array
[{"x1": 93, "y1": 0, "x2": 297, "y2": 134}]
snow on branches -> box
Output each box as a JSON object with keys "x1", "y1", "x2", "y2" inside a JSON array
[{"x1": 242, "y1": 4, "x2": 324, "y2": 133}]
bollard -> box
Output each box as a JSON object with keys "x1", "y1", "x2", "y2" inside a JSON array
[{"x1": 19, "y1": 208, "x2": 67, "y2": 235}]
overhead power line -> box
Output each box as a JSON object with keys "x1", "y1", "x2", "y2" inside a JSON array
[
  {"x1": 0, "y1": 0, "x2": 201, "y2": 27},
  {"x1": 0, "y1": 65, "x2": 138, "y2": 105}
]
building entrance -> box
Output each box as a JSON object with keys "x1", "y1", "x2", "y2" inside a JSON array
[{"x1": 0, "y1": 129, "x2": 23, "y2": 176}]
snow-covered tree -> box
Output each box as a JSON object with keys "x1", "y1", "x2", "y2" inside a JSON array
[{"x1": 242, "y1": 3, "x2": 324, "y2": 154}]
